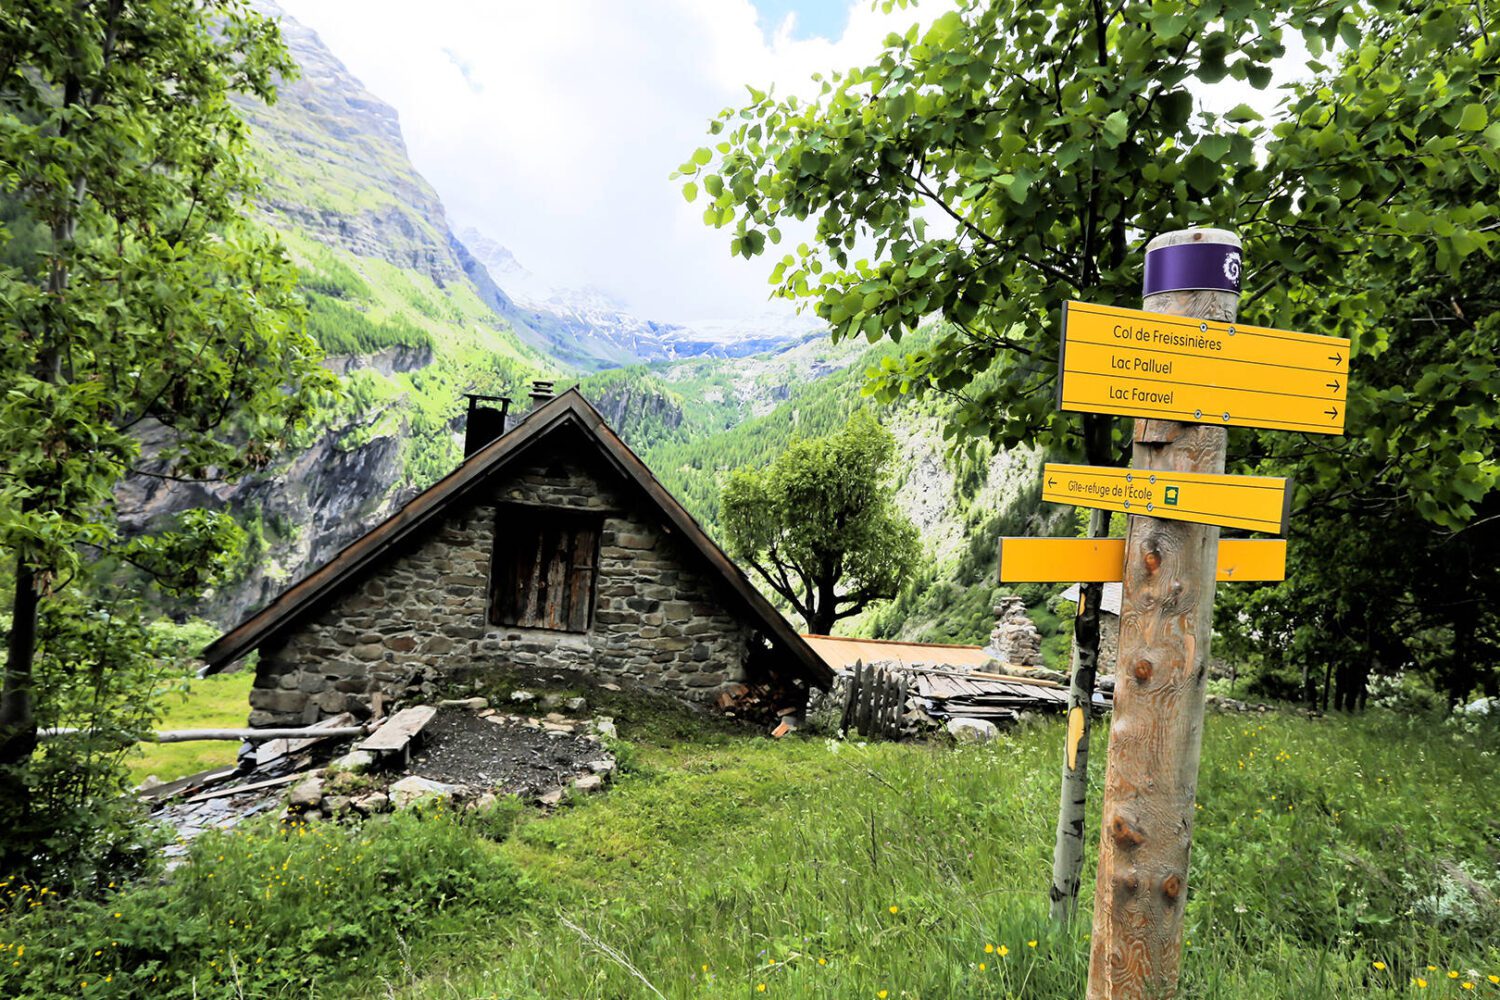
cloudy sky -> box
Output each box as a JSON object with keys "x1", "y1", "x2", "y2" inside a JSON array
[{"x1": 275, "y1": 0, "x2": 945, "y2": 324}]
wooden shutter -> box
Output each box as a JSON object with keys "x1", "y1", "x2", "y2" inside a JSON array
[{"x1": 490, "y1": 508, "x2": 599, "y2": 632}]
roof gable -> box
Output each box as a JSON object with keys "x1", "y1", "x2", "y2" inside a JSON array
[{"x1": 202, "y1": 389, "x2": 833, "y2": 687}]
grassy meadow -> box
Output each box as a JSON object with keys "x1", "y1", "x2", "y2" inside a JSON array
[
  {"x1": 3, "y1": 698, "x2": 1497, "y2": 999},
  {"x1": 125, "y1": 671, "x2": 255, "y2": 786}
]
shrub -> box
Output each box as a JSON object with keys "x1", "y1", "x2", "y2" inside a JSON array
[{"x1": 0, "y1": 809, "x2": 532, "y2": 998}]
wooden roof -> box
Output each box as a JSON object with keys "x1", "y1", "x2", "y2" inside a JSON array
[
  {"x1": 800, "y1": 634, "x2": 993, "y2": 672},
  {"x1": 203, "y1": 389, "x2": 834, "y2": 688}
]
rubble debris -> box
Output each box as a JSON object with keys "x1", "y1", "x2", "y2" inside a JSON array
[
  {"x1": 571, "y1": 774, "x2": 605, "y2": 794},
  {"x1": 946, "y1": 717, "x2": 1000, "y2": 744},
  {"x1": 147, "y1": 702, "x2": 617, "y2": 851},
  {"x1": 1206, "y1": 693, "x2": 1273, "y2": 713},
  {"x1": 439, "y1": 696, "x2": 489, "y2": 710},
  {"x1": 389, "y1": 775, "x2": 461, "y2": 810},
  {"x1": 510, "y1": 690, "x2": 536, "y2": 704},
  {"x1": 288, "y1": 776, "x2": 325, "y2": 807},
  {"x1": 327, "y1": 750, "x2": 375, "y2": 774}
]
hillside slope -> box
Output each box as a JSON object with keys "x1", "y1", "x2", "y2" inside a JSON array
[{"x1": 122, "y1": 2, "x2": 558, "y2": 624}]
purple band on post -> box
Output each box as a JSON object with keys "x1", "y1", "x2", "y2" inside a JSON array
[{"x1": 1143, "y1": 242, "x2": 1242, "y2": 296}]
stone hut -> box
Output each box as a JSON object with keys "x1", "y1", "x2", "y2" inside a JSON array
[{"x1": 202, "y1": 389, "x2": 833, "y2": 726}]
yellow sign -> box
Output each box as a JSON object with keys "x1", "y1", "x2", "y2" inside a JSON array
[
  {"x1": 1058, "y1": 301, "x2": 1349, "y2": 434},
  {"x1": 1041, "y1": 463, "x2": 1292, "y2": 534},
  {"x1": 997, "y1": 537, "x2": 1287, "y2": 583}
]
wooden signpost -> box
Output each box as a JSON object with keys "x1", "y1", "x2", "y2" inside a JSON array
[
  {"x1": 997, "y1": 537, "x2": 1286, "y2": 584},
  {"x1": 1006, "y1": 228, "x2": 1348, "y2": 999},
  {"x1": 1040, "y1": 463, "x2": 1292, "y2": 534},
  {"x1": 1058, "y1": 301, "x2": 1349, "y2": 434}
]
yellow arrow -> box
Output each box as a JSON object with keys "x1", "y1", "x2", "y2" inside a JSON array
[
  {"x1": 997, "y1": 537, "x2": 1287, "y2": 582},
  {"x1": 1042, "y1": 463, "x2": 1292, "y2": 534},
  {"x1": 1058, "y1": 300, "x2": 1349, "y2": 434}
]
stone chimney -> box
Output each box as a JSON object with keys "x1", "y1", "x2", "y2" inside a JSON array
[
  {"x1": 528, "y1": 379, "x2": 556, "y2": 406},
  {"x1": 462, "y1": 393, "x2": 510, "y2": 458},
  {"x1": 987, "y1": 595, "x2": 1042, "y2": 667}
]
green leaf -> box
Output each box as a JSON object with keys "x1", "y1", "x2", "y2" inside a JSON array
[
  {"x1": 1457, "y1": 103, "x2": 1487, "y2": 132},
  {"x1": 692, "y1": 146, "x2": 713, "y2": 165},
  {"x1": 1225, "y1": 103, "x2": 1262, "y2": 123},
  {"x1": 681, "y1": 182, "x2": 698, "y2": 203}
]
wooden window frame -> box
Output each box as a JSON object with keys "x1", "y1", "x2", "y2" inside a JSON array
[{"x1": 488, "y1": 505, "x2": 602, "y2": 633}]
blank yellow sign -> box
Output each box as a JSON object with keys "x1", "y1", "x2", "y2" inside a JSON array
[
  {"x1": 997, "y1": 537, "x2": 1287, "y2": 583},
  {"x1": 1042, "y1": 463, "x2": 1292, "y2": 534},
  {"x1": 1058, "y1": 300, "x2": 1349, "y2": 434}
]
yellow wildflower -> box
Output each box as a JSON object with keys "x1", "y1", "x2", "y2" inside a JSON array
[
  {"x1": 1027, "y1": 940, "x2": 1038, "y2": 948},
  {"x1": 1461, "y1": 984, "x2": 1473, "y2": 991},
  {"x1": 888, "y1": 905, "x2": 899, "y2": 915},
  {"x1": 984, "y1": 944, "x2": 994, "y2": 954},
  {"x1": 1415, "y1": 979, "x2": 1428, "y2": 989},
  {"x1": 998, "y1": 945, "x2": 1009, "y2": 957},
  {"x1": 818, "y1": 958, "x2": 826, "y2": 966},
  {"x1": 1450, "y1": 971, "x2": 1460, "y2": 979},
  {"x1": 1373, "y1": 961, "x2": 1386, "y2": 970},
  {"x1": 979, "y1": 963, "x2": 987, "y2": 971},
  {"x1": 1489, "y1": 975, "x2": 1500, "y2": 984},
  {"x1": 877, "y1": 992, "x2": 888, "y2": 999},
  {"x1": 756, "y1": 986, "x2": 766, "y2": 994}
]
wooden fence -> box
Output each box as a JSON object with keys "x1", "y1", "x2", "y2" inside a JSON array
[{"x1": 840, "y1": 660, "x2": 909, "y2": 740}]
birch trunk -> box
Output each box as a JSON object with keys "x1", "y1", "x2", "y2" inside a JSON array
[{"x1": 1048, "y1": 508, "x2": 1109, "y2": 922}]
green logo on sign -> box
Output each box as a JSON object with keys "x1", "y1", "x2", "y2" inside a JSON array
[{"x1": 1164, "y1": 486, "x2": 1180, "y2": 506}]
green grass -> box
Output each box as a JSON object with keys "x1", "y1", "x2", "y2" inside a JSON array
[
  {"x1": 5, "y1": 704, "x2": 1497, "y2": 998},
  {"x1": 125, "y1": 671, "x2": 254, "y2": 786}
]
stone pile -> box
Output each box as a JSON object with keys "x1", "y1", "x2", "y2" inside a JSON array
[{"x1": 987, "y1": 596, "x2": 1043, "y2": 667}]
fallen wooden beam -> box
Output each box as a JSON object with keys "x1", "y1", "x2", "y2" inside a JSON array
[
  {"x1": 41, "y1": 725, "x2": 366, "y2": 743},
  {"x1": 892, "y1": 664, "x2": 1064, "y2": 689}
]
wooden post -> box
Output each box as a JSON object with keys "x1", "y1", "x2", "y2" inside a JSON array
[{"x1": 1087, "y1": 228, "x2": 1241, "y2": 999}]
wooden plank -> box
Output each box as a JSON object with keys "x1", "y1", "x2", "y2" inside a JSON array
[
  {"x1": 181, "y1": 772, "x2": 303, "y2": 804},
  {"x1": 567, "y1": 526, "x2": 597, "y2": 632},
  {"x1": 543, "y1": 527, "x2": 569, "y2": 629},
  {"x1": 256, "y1": 712, "x2": 359, "y2": 763},
  {"x1": 356, "y1": 705, "x2": 437, "y2": 753}
]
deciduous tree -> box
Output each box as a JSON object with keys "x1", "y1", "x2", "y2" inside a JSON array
[
  {"x1": 720, "y1": 411, "x2": 920, "y2": 636},
  {"x1": 0, "y1": 1, "x2": 334, "y2": 787}
]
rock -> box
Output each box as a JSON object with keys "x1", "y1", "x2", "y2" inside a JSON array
[
  {"x1": 323, "y1": 795, "x2": 352, "y2": 815},
  {"x1": 540, "y1": 693, "x2": 568, "y2": 710},
  {"x1": 590, "y1": 716, "x2": 618, "y2": 739},
  {"x1": 510, "y1": 690, "x2": 536, "y2": 704},
  {"x1": 537, "y1": 787, "x2": 565, "y2": 807},
  {"x1": 388, "y1": 775, "x2": 459, "y2": 810},
  {"x1": 572, "y1": 774, "x2": 605, "y2": 794},
  {"x1": 326, "y1": 750, "x2": 375, "y2": 775},
  {"x1": 472, "y1": 791, "x2": 498, "y2": 812},
  {"x1": 288, "y1": 776, "x2": 325, "y2": 808},
  {"x1": 946, "y1": 717, "x2": 1000, "y2": 744},
  {"x1": 986, "y1": 595, "x2": 1044, "y2": 667},
  {"x1": 543, "y1": 712, "x2": 569, "y2": 723},
  {"x1": 137, "y1": 774, "x2": 164, "y2": 792},
  {"x1": 599, "y1": 683, "x2": 622, "y2": 692},
  {"x1": 440, "y1": 696, "x2": 489, "y2": 711},
  {"x1": 565, "y1": 696, "x2": 589, "y2": 713},
  {"x1": 351, "y1": 791, "x2": 389, "y2": 815},
  {"x1": 586, "y1": 759, "x2": 616, "y2": 775}
]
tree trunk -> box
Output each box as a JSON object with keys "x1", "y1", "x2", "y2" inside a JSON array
[
  {"x1": 1049, "y1": 506, "x2": 1109, "y2": 923},
  {"x1": 0, "y1": 556, "x2": 40, "y2": 768}
]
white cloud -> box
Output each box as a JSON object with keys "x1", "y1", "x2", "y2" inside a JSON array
[{"x1": 274, "y1": 0, "x2": 945, "y2": 323}]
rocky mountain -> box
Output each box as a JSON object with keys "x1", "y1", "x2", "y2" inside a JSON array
[{"x1": 458, "y1": 226, "x2": 824, "y2": 367}]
